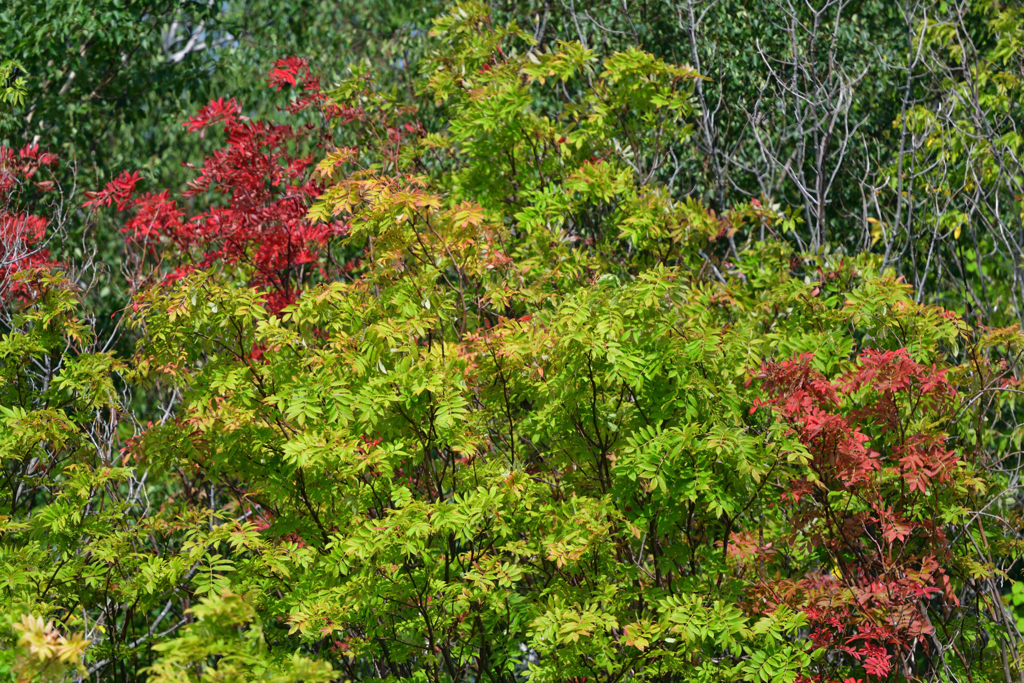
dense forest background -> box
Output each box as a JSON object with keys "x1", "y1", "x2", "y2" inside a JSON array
[{"x1": 4, "y1": 0, "x2": 1024, "y2": 681}]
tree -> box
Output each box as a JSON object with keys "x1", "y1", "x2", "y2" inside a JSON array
[{"x1": 84, "y1": 57, "x2": 342, "y2": 313}]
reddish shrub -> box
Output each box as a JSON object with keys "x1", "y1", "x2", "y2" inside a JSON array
[
  {"x1": 85, "y1": 58, "x2": 346, "y2": 312},
  {"x1": 0, "y1": 144, "x2": 60, "y2": 298},
  {"x1": 749, "y1": 349, "x2": 960, "y2": 679}
]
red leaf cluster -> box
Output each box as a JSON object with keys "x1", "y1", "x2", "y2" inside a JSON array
[
  {"x1": 267, "y1": 56, "x2": 328, "y2": 115},
  {"x1": 0, "y1": 144, "x2": 60, "y2": 298},
  {"x1": 749, "y1": 349, "x2": 960, "y2": 679},
  {"x1": 85, "y1": 59, "x2": 349, "y2": 311}
]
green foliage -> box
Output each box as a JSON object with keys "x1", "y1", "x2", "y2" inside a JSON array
[
  {"x1": 3, "y1": 2, "x2": 1024, "y2": 682},
  {"x1": 144, "y1": 592, "x2": 336, "y2": 682},
  {"x1": 0, "y1": 61, "x2": 26, "y2": 114}
]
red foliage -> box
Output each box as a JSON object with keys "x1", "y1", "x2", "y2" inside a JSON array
[
  {"x1": 0, "y1": 144, "x2": 60, "y2": 297},
  {"x1": 85, "y1": 59, "x2": 349, "y2": 312},
  {"x1": 267, "y1": 56, "x2": 328, "y2": 114},
  {"x1": 748, "y1": 349, "x2": 960, "y2": 679},
  {"x1": 183, "y1": 97, "x2": 242, "y2": 133},
  {"x1": 82, "y1": 170, "x2": 144, "y2": 210}
]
